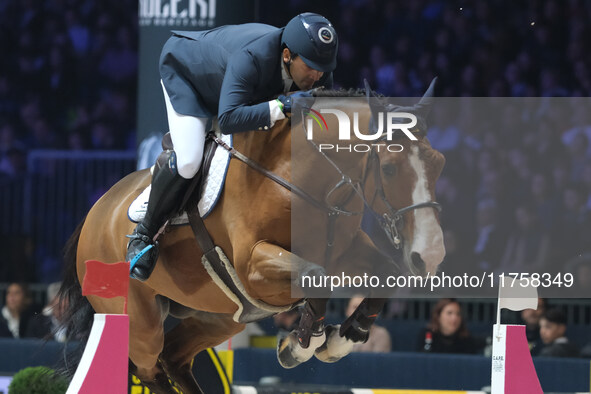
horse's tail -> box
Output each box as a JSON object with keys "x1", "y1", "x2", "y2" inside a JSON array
[{"x1": 56, "y1": 216, "x2": 95, "y2": 377}]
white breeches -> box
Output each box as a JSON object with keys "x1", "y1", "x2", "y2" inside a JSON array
[{"x1": 161, "y1": 80, "x2": 208, "y2": 179}]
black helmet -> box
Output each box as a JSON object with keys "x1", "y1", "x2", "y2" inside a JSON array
[{"x1": 281, "y1": 12, "x2": 338, "y2": 73}]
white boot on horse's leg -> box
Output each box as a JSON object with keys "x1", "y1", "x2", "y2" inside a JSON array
[
  {"x1": 277, "y1": 302, "x2": 327, "y2": 368},
  {"x1": 316, "y1": 297, "x2": 380, "y2": 363},
  {"x1": 277, "y1": 329, "x2": 326, "y2": 369},
  {"x1": 314, "y1": 324, "x2": 355, "y2": 363}
]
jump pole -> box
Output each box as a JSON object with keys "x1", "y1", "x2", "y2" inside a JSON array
[
  {"x1": 491, "y1": 276, "x2": 542, "y2": 394},
  {"x1": 66, "y1": 260, "x2": 130, "y2": 394}
]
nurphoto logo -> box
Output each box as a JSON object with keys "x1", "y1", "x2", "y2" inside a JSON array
[{"x1": 304, "y1": 108, "x2": 418, "y2": 153}]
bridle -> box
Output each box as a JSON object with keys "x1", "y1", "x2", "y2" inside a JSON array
[
  {"x1": 365, "y1": 147, "x2": 441, "y2": 249},
  {"x1": 303, "y1": 128, "x2": 441, "y2": 250},
  {"x1": 211, "y1": 115, "x2": 441, "y2": 264}
]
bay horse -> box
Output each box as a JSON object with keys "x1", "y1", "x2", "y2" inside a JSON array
[{"x1": 59, "y1": 81, "x2": 445, "y2": 393}]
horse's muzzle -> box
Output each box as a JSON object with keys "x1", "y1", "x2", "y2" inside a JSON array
[{"x1": 410, "y1": 252, "x2": 427, "y2": 276}]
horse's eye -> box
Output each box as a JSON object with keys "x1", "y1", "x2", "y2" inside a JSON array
[{"x1": 381, "y1": 163, "x2": 397, "y2": 177}]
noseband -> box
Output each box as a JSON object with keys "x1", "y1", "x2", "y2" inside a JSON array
[{"x1": 368, "y1": 150, "x2": 441, "y2": 249}]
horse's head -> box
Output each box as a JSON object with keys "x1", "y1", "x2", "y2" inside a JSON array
[{"x1": 364, "y1": 79, "x2": 446, "y2": 275}]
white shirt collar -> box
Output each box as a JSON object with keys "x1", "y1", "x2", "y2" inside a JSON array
[{"x1": 2, "y1": 306, "x2": 19, "y2": 338}]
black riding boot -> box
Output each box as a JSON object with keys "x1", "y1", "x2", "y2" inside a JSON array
[{"x1": 127, "y1": 150, "x2": 191, "y2": 281}]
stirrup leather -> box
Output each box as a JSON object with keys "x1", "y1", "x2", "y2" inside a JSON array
[{"x1": 126, "y1": 231, "x2": 153, "y2": 248}]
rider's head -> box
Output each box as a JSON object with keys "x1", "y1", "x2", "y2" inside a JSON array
[{"x1": 281, "y1": 12, "x2": 338, "y2": 90}]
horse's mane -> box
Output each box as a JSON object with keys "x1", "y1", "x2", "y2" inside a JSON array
[{"x1": 312, "y1": 88, "x2": 384, "y2": 98}]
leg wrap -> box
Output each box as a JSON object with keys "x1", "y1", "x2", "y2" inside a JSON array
[
  {"x1": 339, "y1": 298, "x2": 380, "y2": 343},
  {"x1": 296, "y1": 302, "x2": 326, "y2": 349}
]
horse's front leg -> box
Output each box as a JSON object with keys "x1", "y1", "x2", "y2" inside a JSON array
[
  {"x1": 123, "y1": 288, "x2": 178, "y2": 394},
  {"x1": 315, "y1": 297, "x2": 386, "y2": 363},
  {"x1": 160, "y1": 310, "x2": 244, "y2": 394},
  {"x1": 277, "y1": 298, "x2": 329, "y2": 368},
  {"x1": 315, "y1": 230, "x2": 389, "y2": 363},
  {"x1": 242, "y1": 241, "x2": 329, "y2": 368}
]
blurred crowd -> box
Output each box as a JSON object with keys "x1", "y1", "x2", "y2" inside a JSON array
[
  {"x1": 0, "y1": 0, "x2": 138, "y2": 181},
  {"x1": 263, "y1": 0, "x2": 591, "y2": 96},
  {"x1": 1, "y1": 282, "x2": 68, "y2": 342},
  {"x1": 3, "y1": 0, "x2": 591, "y2": 168},
  {"x1": 2, "y1": 1, "x2": 591, "y2": 273},
  {"x1": 1, "y1": 0, "x2": 591, "y2": 354},
  {"x1": 264, "y1": 0, "x2": 591, "y2": 276},
  {"x1": 3, "y1": 281, "x2": 589, "y2": 359}
]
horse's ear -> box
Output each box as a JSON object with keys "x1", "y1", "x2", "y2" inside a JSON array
[
  {"x1": 413, "y1": 76, "x2": 437, "y2": 119},
  {"x1": 364, "y1": 79, "x2": 383, "y2": 133},
  {"x1": 363, "y1": 79, "x2": 374, "y2": 99},
  {"x1": 364, "y1": 79, "x2": 385, "y2": 114}
]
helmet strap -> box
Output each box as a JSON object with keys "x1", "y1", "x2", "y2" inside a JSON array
[
  {"x1": 283, "y1": 60, "x2": 293, "y2": 79},
  {"x1": 282, "y1": 47, "x2": 295, "y2": 79}
]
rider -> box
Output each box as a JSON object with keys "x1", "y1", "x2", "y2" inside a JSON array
[{"x1": 127, "y1": 13, "x2": 339, "y2": 281}]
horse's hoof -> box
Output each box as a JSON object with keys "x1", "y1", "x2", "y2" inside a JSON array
[
  {"x1": 315, "y1": 324, "x2": 355, "y2": 363},
  {"x1": 277, "y1": 331, "x2": 326, "y2": 369}
]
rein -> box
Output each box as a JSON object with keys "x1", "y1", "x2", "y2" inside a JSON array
[
  {"x1": 211, "y1": 119, "x2": 441, "y2": 261},
  {"x1": 211, "y1": 134, "x2": 341, "y2": 216},
  {"x1": 211, "y1": 132, "x2": 355, "y2": 264}
]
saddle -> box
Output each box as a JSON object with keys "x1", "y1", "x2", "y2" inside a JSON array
[
  {"x1": 128, "y1": 131, "x2": 231, "y2": 224},
  {"x1": 160, "y1": 131, "x2": 296, "y2": 323}
]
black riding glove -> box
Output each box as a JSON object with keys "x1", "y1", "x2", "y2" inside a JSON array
[{"x1": 277, "y1": 91, "x2": 313, "y2": 115}]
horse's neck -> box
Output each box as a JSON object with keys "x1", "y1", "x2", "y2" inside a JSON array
[
  {"x1": 231, "y1": 118, "x2": 368, "y2": 200},
  {"x1": 233, "y1": 120, "x2": 291, "y2": 164}
]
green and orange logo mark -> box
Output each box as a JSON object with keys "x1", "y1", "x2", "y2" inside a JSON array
[{"x1": 304, "y1": 108, "x2": 328, "y2": 132}]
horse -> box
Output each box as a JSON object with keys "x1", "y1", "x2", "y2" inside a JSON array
[{"x1": 58, "y1": 81, "x2": 445, "y2": 394}]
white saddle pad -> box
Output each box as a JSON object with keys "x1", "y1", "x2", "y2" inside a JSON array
[{"x1": 128, "y1": 133, "x2": 232, "y2": 225}]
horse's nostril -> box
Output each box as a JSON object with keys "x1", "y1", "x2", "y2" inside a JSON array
[{"x1": 411, "y1": 252, "x2": 426, "y2": 275}]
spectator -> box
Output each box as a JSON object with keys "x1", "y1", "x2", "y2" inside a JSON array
[
  {"x1": 418, "y1": 298, "x2": 484, "y2": 354},
  {"x1": 97, "y1": 26, "x2": 138, "y2": 88},
  {"x1": 472, "y1": 199, "x2": 506, "y2": 273},
  {"x1": 0, "y1": 283, "x2": 37, "y2": 338},
  {"x1": 0, "y1": 143, "x2": 27, "y2": 178},
  {"x1": 566, "y1": 132, "x2": 591, "y2": 182},
  {"x1": 520, "y1": 297, "x2": 546, "y2": 349},
  {"x1": 24, "y1": 282, "x2": 68, "y2": 342},
  {"x1": 273, "y1": 308, "x2": 300, "y2": 337},
  {"x1": 552, "y1": 184, "x2": 591, "y2": 263},
  {"x1": 532, "y1": 308, "x2": 579, "y2": 358},
  {"x1": 346, "y1": 295, "x2": 391, "y2": 353},
  {"x1": 0, "y1": 121, "x2": 19, "y2": 156},
  {"x1": 496, "y1": 205, "x2": 550, "y2": 275},
  {"x1": 565, "y1": 253, "x2": 591, "y2": 296},
  {"x1": 428, "y1": 105, "x2": 462, "y2": 153},
  {"x1": 529, "y1": 172, "x2": 559, "y2": 231},
  {"x1": 0, "y1": 318, "x2": 10, "y2": 337}
]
